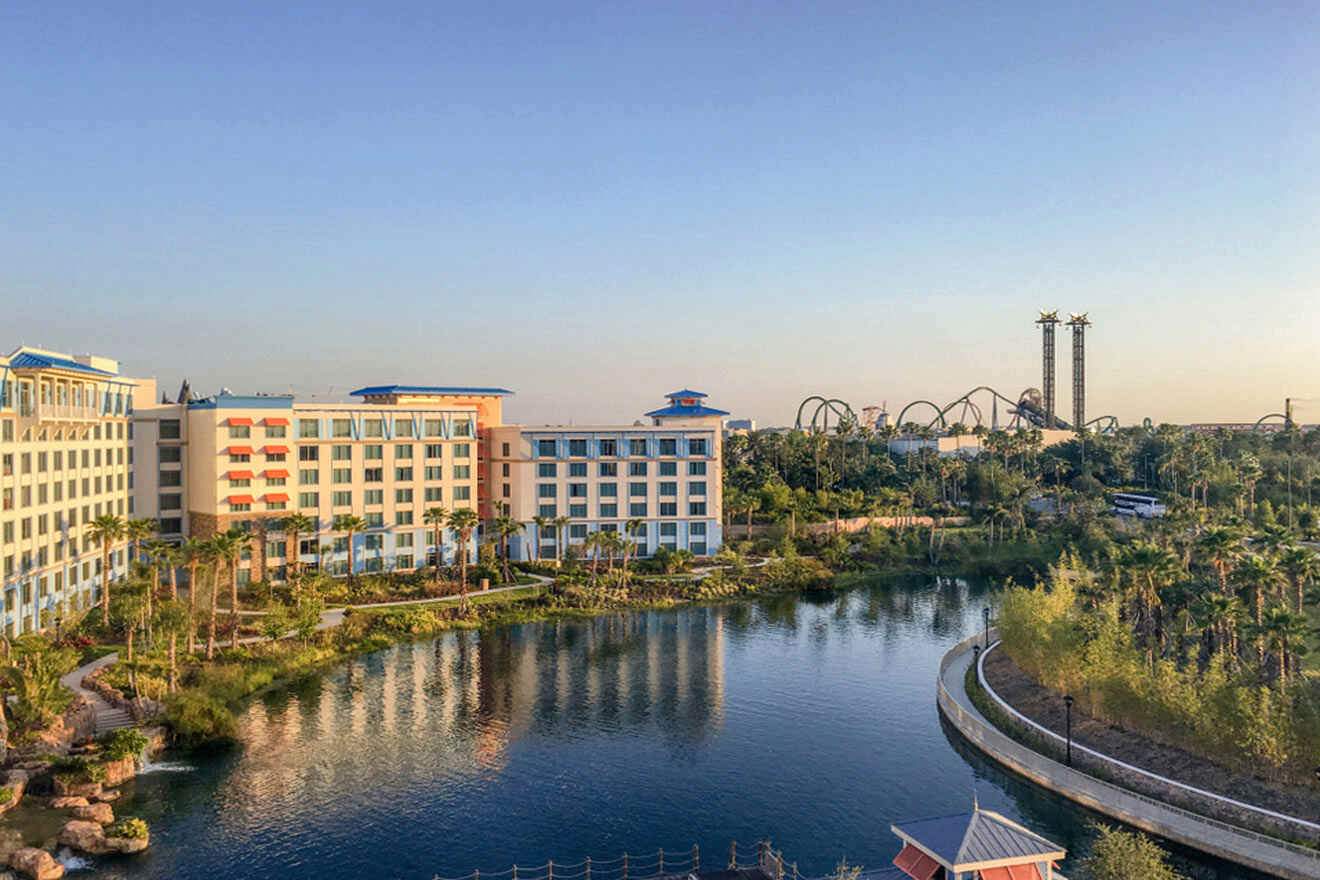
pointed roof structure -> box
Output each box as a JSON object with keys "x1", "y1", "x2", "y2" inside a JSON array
[
  {"x1": 644, "y1": 389, "x2": 729, "y2": 419},
  {"x1": 890, "y1": 806, "x2": 1065, "y2": 878}
]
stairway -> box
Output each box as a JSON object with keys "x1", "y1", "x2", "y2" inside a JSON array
[{"x1": 94, "y1": 706, "x2": 135, "y2": 736}]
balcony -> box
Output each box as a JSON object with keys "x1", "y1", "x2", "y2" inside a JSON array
[{"x1": 16, "y1": 402, "x2": 112, "y2": 432}]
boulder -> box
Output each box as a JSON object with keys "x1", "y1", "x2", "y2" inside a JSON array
[
  {"x1": 105, "y1": 837, "x2": 148, "y2": 854},
  {"x1": 48, "y1": 798, "x2": 88, "y2": 809},
  {"x1": 93, "y1": 791, "x2": 119, "y2": 803},
  {"x1": 3, "y1": 771, "x2": 30, "y2": 787},
  {"x1": 0, "y1": 829, "x2": 24, "y2": 864},
  {"x1": 55, "y1": 821, "x2": 110, "y2": 856},
  {"x1": 6, "y1": 848, "x2": 63, "y2": 880},
  {"x1": 101, "y1": 756, "x2": 136, "y2": 787},
  {"x1": 51, "y1": 780, "x2": 100, "y2": 799},
  {"x1": 70, "y1": 804, "x2": 113, "y2": 825}
]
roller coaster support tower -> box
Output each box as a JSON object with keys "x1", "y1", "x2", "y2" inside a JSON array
[
  {"x1": 1066, "y1": 313, "x2": 1091, "y2": 432},
  {"x1": 1036, "y1": 311, "x2": 1060, "y2": 429}
]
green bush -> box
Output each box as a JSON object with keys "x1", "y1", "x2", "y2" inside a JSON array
[
  {"x1": 107, "y1": 817, "x2": 150, "y2": 840},
  {"x1": 0, "y1": 786, "x2": 15, "y2": 805},
  {"x1": 98, "y1": 728, "x2": 150, "y2": 762},
  {"x1": 163, "y1": 691, "x2": 237, "y2": 746},
  {"x1": 51, "y1": 756, "x2": 107, "y2": 783}
]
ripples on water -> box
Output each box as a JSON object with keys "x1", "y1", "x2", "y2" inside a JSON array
[{"x1": 84, "y1": 577, "x2": 1259, "y2": 880}]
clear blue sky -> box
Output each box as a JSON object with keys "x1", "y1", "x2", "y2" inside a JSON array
[{"x1": 4, "y1": 1, "x2": 1316, "y2": 426}]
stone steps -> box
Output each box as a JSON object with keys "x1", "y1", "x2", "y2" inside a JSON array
[{"x1": 94, "y1": 709, "x2": 134, "y2": 735}]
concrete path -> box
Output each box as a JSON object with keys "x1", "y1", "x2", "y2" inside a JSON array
[
  {"x1": 938, "y1": 635, "x2": 1320, "y2": 880},
  {"x1": 60, "y1": 651, "x2": 133, "y2": 735}
]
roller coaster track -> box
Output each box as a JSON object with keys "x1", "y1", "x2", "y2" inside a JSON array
[
  {"x1": 1253, "y1": 413, "x2": 1289, "y2": 432},
  {"x1": 795, "y1": 390, "x2": 1119, "y2": 435},
  {"x1": 793, "y1": 396, "x2": 858, "y2": 432}
]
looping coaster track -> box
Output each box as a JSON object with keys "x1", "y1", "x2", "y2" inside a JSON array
[{"x1": 794, "y1": 387, "x2": 1119, "y2": 434}]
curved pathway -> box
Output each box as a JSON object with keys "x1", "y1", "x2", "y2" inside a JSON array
[
  {"x1": 60, "y1": 651, "x2": 133, "y2": 735},
  {"x1": 938, "y1": 633, "x2": 1320, "y2": 880}
]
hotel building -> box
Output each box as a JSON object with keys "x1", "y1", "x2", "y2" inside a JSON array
[
  {"x1": 0, "y1": 348, "x2": 150, "y2": 636},
  {"x1": 2, "y1": 344, "x2": 727, "y2": 623}
]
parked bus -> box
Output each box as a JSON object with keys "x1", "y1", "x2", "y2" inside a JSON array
[{"x1": 1111, "y1": 492, "x2": 1167, "y2": 519}]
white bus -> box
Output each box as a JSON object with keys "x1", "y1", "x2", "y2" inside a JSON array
[{"x1": 1111, "y1": 493, "x2": 1167, "y2": 519}]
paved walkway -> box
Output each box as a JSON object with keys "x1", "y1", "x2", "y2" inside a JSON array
[
  {"x1": 60, "y1": 651, "x2": 135, "y2": 735},
  {"x1": 938, "y1": 635, "x2": 1320, "y2": 880}
]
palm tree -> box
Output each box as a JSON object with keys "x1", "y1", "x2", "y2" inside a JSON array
[
  {"x1": 116, "y1": 580, "x2": 151, "y2": 696},
  {"x1": 1277, "y1": 545, "x2": 1320, "y2": 613},
  {"x1": 552, "y1": 516, "x2": 570, "y2": 565},
  {"x1": 1232, "y1": 553, "x2": 1283, "y2": 662},
  {"x1": 1254, "y1": 606, "x2": 1309, "y2": 687},
  {"x1": 154, "y1": 599, "x2": 191, "y2": 692},
  {"x1": 180, "y1": 537, "x2": 204, "y2": 654},
  {"x1": 447, "y1": 508, "x2": 480, "y2": 614},
  {"x1": 619, "y1": 518, "x2": 645, "y2": 590},
  {"x1": 281, "y1": 512, "x2": 315, "y2": 578},
  {"x1": 1193, "y1": 593, "x2": 1242, "y2": 659},
  {"x1": 531, "y1": 515, "x2": 550, "y2": 562},
  {"x1": 224, "y1": 526, "x2": 252, "y2": 651},
  {"x1": 125, "y1": 517, "x2": 157, "y2": 567},
  {"x1": 332, "y1": 514, "x2": 367, "y2": 585},
  {"x1": 88, "y1": 513, "x2": 124, "y2": 625},
  {"x1": 205, "y1": 533, "x2": 232, "y2": 660},
  {"x1": 1195, "y1": 526, "x2": 1242, "y2": 594},
  {"x1": 1120, "y1": 541, "x2": 1181, "y2": 647},
  {"x1": 423, "y1": 507, "x2": 449, "y2": 583},
  {"x1": 493, "y1": 515, "x2": 520, "y2": 583},
  {"x1": 143, "y1": 537, "x2": 170, "y2": 635},
  {"x1": 583, "y1": 531, "x2": 603, "y2": 587}
]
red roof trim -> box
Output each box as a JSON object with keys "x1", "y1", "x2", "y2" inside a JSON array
[
  {"x1": 226, "y1": 445, "x2": 254, "y2": 455},
  {"x1": 226, "y1": 470, "x2": 254, "y2": 480},
  {"x1": 263, "y1": 493, "x2": 290, "y2": 503},
  {"x1": 263, "y1": 417, "x2": 290, "y2": 426},
  {"x1": 263, "y1": 469, "x2": 290, "y2": 479},
  {"x1": 226, "y1": 494, "x2": 255, "y2": 505},
  {"x1": 263, "y1": 445, "x2": 290, "y2": 454},
  {"x1": 225, "y1": 417, "x2": 254, "y2": 426}
]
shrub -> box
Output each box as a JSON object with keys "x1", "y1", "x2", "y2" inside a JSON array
[
  {"x1": 107, "y1": 817, "x2": 150, "y2": 841},
  {"x1": 98, "y1": 728, "x2": 150, "y2": 762},
  {"x1": 1079, "y1": 824, "x2": 1185, "y2": 880},
  {"x1": 0, "y1": 786, "x2": 15, "y2": 805},
  {"x1": 51, "y1": 756, "x2": 108, "y2": 783},
  {"x1": 163, "y1": 691, "x2": 237, "y2": 746}
]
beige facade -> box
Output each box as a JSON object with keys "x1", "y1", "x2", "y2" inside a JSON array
[{"x1": 0, "y1": 347, "x2": 150, "y2": 636}]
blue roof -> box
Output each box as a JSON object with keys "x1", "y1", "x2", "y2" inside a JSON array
[
  {"x1": 7, "y1": 351, "x2": 116, "y2": 377},
  {"x1": 891, "y1": 809, "x2": 1063, "y2": 868},
  {"x1": 665, "y1": 389, "x2": 708, "y2": 399},
  {"x1": 189, "y1": 392, "x2": 295, "y2": 410},
  {"x1": 645, "y1": 403, "x2": 730, "y2": 418},
  {"x1": 349, "y1": 385, "x2": 514, "y2": 397}
]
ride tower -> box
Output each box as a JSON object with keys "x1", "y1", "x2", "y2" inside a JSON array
[
  {"x1": 1066, "y1": 313, "x2": 1091, "y2": 431},
  {"x1": 1035, "y1": 311, "x2": 1060, "y2": 428}
]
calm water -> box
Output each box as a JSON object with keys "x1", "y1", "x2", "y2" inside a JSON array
[{"x1": 80, "y1": 578, "x2": 1259, "y2": 880}]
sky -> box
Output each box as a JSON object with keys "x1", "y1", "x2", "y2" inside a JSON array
[{"x1": 3, "y1": 1, "x2": 1317, "y2": 427}]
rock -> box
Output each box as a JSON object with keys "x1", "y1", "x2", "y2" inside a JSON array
[
  {"x1": 3, "y1": 771, "x2": 30, "y2": 787},
  {"x1": 0, "y1": 829, "x2": 24, "y2": 863},
  {"x1": 51, "y1": 780, "x2": 100, "y2": 799},
  {"x1": 55, "y1": 821, "x2": 110, "y2": 856},
  {"x1": 101, "y1": 756, "x2": 136, "y2": 787},
  {"x1": 106, "y1": 837, "x2": 148, "y2": 854},
  {"x1": 93, "y1": 791, "x2": 119, "y2": 803},
  {"x1": 6, "y1": 848, "x2": 64, "y2": 880},
  {"x1": 48, "y1": 798, "x2": 88, "y2": 809},
  {"x1": 70, "y1": 804, "x2": 113, "y2": 825},
  {"x1": 141, "y1": 726, "x2": 168, "y2": 756}
]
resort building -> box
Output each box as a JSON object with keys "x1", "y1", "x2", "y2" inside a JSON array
[
  {"x1": 0, "y1": 347, "x2": 151, "y2": 636},
  {"x1": 131, "y1": 385, "x2": 511, "y2": 584},
  {"x1": 487, "y1": 390, "x2": 727, "y2": 561}
]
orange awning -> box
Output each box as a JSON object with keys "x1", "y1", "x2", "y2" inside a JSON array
[
  {"x1": 226, "y1": 417, "x2": 253, "y2": 426},
  {"x1": 264, "y1": 493, "x2": 290, "y2": 503},
  {"x1": 263, "y1": 417, "x2": 289, "y2": 426},
  {"x1": 264, "y1": 445, "x2": 289, "y2": 454},
  {"x1": 227, "y1": 445, "x2": 254, "y2": 455},
  {"x1": 893, "y1": 845, "x2": 941, "y2": 880},
  {"x1": 227, "y1": 494, "x2": 255, "y2": 504},
  {"x1": 979, "y1": 866, "x2": 1042, "y2": 880},
  {"x1": 264, "y1": 469, "x2": 290, "y2": 479},
  {"x1": 226, "y1": 470, "x2": 254, "y2": 480}
]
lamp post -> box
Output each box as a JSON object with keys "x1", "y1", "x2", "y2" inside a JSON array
[
  {"x1": 983, "y1": 607, "x2": 991, "y2": 650},
  {"x1": 1064, "y1": 695, "x2": 1074, "y2": 766},
  {"x1": 55, "y1": 615, "x2": 63, "y2": 643}
]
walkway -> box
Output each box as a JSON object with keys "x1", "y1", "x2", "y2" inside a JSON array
[
  {"x1": 60, "y1": 651, "x2": 134, "y2": 735},
  {"x1": 938, "y1": 634, "x2": 1320, "y2": 880}
]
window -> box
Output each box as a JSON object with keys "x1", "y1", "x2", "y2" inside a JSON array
[
  {"x1": 424, "y1": 466, "x2": 444, "y2": 481},
  {"x1": 363, "y1": 419, "x2": 384, "y2": 438},
  {"x1": 452, "y1": 465, "x2": 469, "y2": 479},
  {"x1": 424, "y1": 419, "x2": 444, "y2": 437},
  {"x1": 333, "y1": 468, "x2": 351, "y2": 483},
  {"x1": 628, "y1": 438, "x2": 647, "y2": 456},
  {"x1": 629, "y1": 462, "x2": 648, "y2": 477},
  {"x1": 689, "y1": 438, "x2": 708, "y2": 456},
  {"x1": 688, "y1": 461, "x2": 707, "y2": 475},
  {"x1": 229, "y1": 453, "x2": 251, "y2": 464},
  {"x1": 159, "y1": 446, "x2": 182, "y2": 463},
  {"x1": 331, "y1": 419, "x2": 352, "y2": 438},
  {"x1": 299, "y1": 492, "x2": 319, "y2": 508},
  {"x1": 690, "y1": 522, "x2": 707, "y2": 535},
  {"x1": 395, "y1": 510, "x2": 414, "y2": 525},
  {"x1": 659, "y1": 502, "x2": 677, "y2": 516},
  {"x1": 569, "y1": 524, "x2": 588, "y2": 539},
  {"x1": 299, "y1": 446, "x2": 319, "y2": 462},
  {"x1": 160, "y1": 517, "x2": 183, "y2": 534},
  {"x1": 299, "y1": 469, "x2": 319, "y2": 485},
  {"x1": 537, "y1": 439, "x2": 557, "y2": 457},
  {"x1": 659, "y1": 438, "x2": 677, "y2": 455},
  {"x1": 396, "y1": 533, "x2": 414, "y2": 548},
  {"x1": 569, "y1": 483, "x2": 587, "y2": 497},
  {"x1": 230, "y1": 502, "x2": 251, "y2": 512},
  {"x1": 689, "y1": 502, "x2": 707, "y2": 515},
  {"x1": 267, "y1": 501, "x2": 287, "y2": 511},
  {"x1": 364, "y1": 512, "x2": 384, "y2": 528},
  {"x1": 395, "y1": 443, "x2": 413, "y2": 459},
  {"x1": 332, "y1": 491, "x2": 352, "y2": 506},
  {"x1": 364, "y1": 468, "x2": 383, "y2": 482},
  {"x1": 659, "y1": 461, "x2": 677, "y2": 476},
  {"x1": 364, "y1": 444, "x2": 383, "y2": 460},
  {"x1": 596, "y1": 482, "x2": 615, "y2": 497},
  {"x1": 159, "y1": 493, "x2": 182, "y2": 510},
  {"x1": 454, "y1": 443, "x2": 470, "y2": 458},
  {"x1": 629, "y1": 502, "x2": 647, "y2": 517},
  {"x1": 569, "y1": 462, "x2": 587, "y2": 477},
  {"x1": 538, "y1": 484, "x2": 557, "y2": 498},
  {"x1": 538, "y1": 504, "x2": 557, "y2": 518},
  {"x1": 538, "y1": 462, "x2": 556, "y2": 478},
  {"x1": 228, "y1": 425, "x2": 251, "y2": 439},
  {"x1": 159, "y1": 419, "x2": 181, "y2": 439},
  {"x1": 658, "y1": 482, "x2": 677, "y2": 496},
  {"x1": 598, "y1": 462, "x2": 617, "y2": 477},
  {"x1": 689, "y1": 481, "x2": 707, "y2": 496},
  {"x1": 396, "y1": 466, "x2": 414, "y2": 481},
  {"x1": 453, "y1": 486, "x2": 470, "y2": 500},
  {"x1": 425, "y1": 444, "x2": 444, "y2": 459},
  {"x1": 365, "y1": 489, "x2": 384, "y2": 505},
  {"x1": 267, "y1": 541, "x2": 286, "y2": 558},
  {"x1": 453, "y1": 419, "x2": 472, "y2": 437},
  {"x1": 267, "y1": 475, "x2": 287, "y2": 486},
  {"x1": 502, "y1": 463, "x2": 510, "y2": 477},
  {"x1": 564, "y1": 503, "x2": 583, "y2": 517},
  {"x1": 599, "y1": 503, "x2": 618, "y2": 518},
  {"x1": 599, "y1": 438, "x2": 617, "y2": 457},
  {"x1": 332, "y1": 444, "x2": 352, "y2": 460},
  {"x1": 298, "y1": 419, "x2": 320, "y2": 439},
  {"x1": 266, "y1": 452, "x2": 287, "y2": 463},
  {"x1": 396, "y1": 488, "x2": 413, "y2": 503},
  {"x1": 229, "y1": 477, "x2": 252, "y2": 488},
  {"x1": 159, "y1": 470, "x2": 183, "y2": 487},
  {"x1": 660, "y1": 523, "x2": 678, "y2": 537},
  {"x1": 424, "y1": 487, "x2": 443, "y2": 502},
  {"x1": 394, "y1": 419, "x2": 413, "y2": 438},
  {"x1": 629, "y1": 482, "x2": 647, "y2": 497},
  {"x1": 265, "y1": 424, "x2": 286, "y2": 438},
  {"x1": 568, "y1": 439, "x2": 588, "y2": 456}
]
